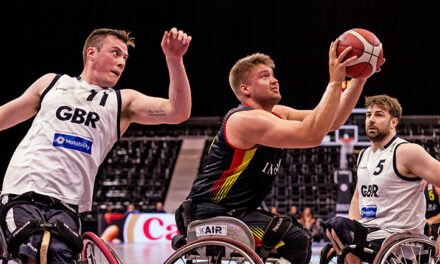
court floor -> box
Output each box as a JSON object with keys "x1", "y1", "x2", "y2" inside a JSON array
[{"x1": 110, "y1": 242, "x2": 326, "y2": 263}]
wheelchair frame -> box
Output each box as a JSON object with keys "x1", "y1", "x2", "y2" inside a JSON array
[{"x1": 165, "y1": 216, "x2": 285, "y2": 264}]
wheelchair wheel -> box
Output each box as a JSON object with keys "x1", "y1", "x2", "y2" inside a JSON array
[
  {"x1": 319, "y1": 243, "x2": 337, "y2": 264},
  {"x1": 81, "y1": 232, "x2": 122, "y2": 264},
  {"x1": 373, "y1": 236, "x2": 436, "y2": 264},
  {"x1": 164, "y1": 237, "x2": 264, "y2": 264}
]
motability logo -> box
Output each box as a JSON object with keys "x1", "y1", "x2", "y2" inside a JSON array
[
  {"x1": 53, "y1": 133, "x2": 93, "y2": 154},
  {"x1": 361, "y1": 205, "x2": 377, "y2": 218}
]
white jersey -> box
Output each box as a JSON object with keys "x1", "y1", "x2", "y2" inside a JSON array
[
  {"x1": 357, "y1": 136, "x2": 426, "y2": 240},
  {"x1": 2, "y1": 74, "x2": 121, "y2": 212}
]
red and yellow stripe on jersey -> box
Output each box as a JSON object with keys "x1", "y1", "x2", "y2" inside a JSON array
[
  {"x1": 249, "y1": 226, "x2": 285, "y2": 249},
  {"x1": 209, "y1": 147, "x2": 257, "y2": 203}
]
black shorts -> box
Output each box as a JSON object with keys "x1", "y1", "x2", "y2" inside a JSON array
[
  {"x1": 193, "y1": 202, "x2": 312, "y2": 264},
  {"x1": 1, "y1": 195, "x2": 79, "y2": 263}
]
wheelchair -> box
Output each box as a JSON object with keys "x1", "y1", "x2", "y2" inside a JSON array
[
  {"x1": 164, "y1": 216, "x2": 287, "y2": 264},
  {"x1": 0, "y1": 192, "x2": 122, "y2": 264},
  {"x1": 319, "y1": 232, "x2": 437, "y2": 264},
  {"x1": 0, "y1": 222, "x2": 122, "y2": 264}
]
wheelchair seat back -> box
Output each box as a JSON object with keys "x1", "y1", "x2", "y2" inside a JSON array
[{"x1": 187, "y1": 216, "x2": 255, "y2": 251}]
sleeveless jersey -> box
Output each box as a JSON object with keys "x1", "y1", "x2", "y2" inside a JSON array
[
  {"x1": 2, "y1": 74, "x2": 121, "y2": 212},
  {"x1": 356, "y1": 136, "x2": 426, "y2": 239},
  {"x1": 188, "y1": 104, "x2": 283, "y2": 210},
  {"x1": 424, "y1": 183, "x2": 440, "y2": 219}
]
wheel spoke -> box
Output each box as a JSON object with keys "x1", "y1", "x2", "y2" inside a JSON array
[{"x1": 164, "y1": 238, "x2": 262, "y2": 264}]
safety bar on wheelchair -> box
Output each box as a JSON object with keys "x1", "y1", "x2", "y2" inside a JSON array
[{"x1": 337, "y1": 244, "x2": 375, "y2": 264}]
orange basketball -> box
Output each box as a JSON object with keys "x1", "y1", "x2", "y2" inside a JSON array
[{"x1": 337, "y1": 28, "x2": 384, "y2": 78}]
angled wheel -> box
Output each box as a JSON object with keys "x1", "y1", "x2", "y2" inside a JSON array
[
  {"x1": 373, "y1": 236, "x2": 437, "y2": 264},
  {"x1": 81, "y1": 232, "x2": 122, "y2": 264},
  {"x1": 319, "y1": 243, "x2": 337, "y2": 264},
  {"x1": 164, "y1": 237, "x2": 264, "y2": 264}
]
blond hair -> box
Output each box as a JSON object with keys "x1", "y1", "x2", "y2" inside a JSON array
[
  {"x1": 82, "y1": 28, "x2": 135, "y2": 65},
  {"x1": 228, "y1": 53, "x2": 275, "y2": 99},
  {"x1": 365, "y1": 95, "x2": 402, "y2": 119}
]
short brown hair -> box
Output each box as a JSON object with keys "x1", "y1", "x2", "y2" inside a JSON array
[
  {"x1": 228, "y1": 53, "x2": 275, "y2": 99},
  {"x1": 82, "y1": 28, "x2": 135, "y2": 65},
  {"x1": 365, "y1": 94, "x2": 402, "y2": 119}
]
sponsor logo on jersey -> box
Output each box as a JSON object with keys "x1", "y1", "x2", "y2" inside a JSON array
[
  {"x1": 361, "y1": 205, "x2": 377, "y2": 218},
  {"x1": 195, "y1": 225, "x2": 227, "y2": 237},
  {"x1": 53, "y1": 133, "x2": 93, "y2": 154}
]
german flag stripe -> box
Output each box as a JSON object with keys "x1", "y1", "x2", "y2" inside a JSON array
[
  {"x1": 209, "y1": 148, "x2": 246, "y2": 198},
  {"x1": 249, "y1": 226, "x2": 285, "y2": 249},
  {"x1": 249, "y1": 226, "x2": 264, "y2": 240},
  {"x1": 211, "y1": 148, "x2": 257, "y2": 202}
]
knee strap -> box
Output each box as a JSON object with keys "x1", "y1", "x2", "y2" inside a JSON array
[
  {"x1": 260, "y1": 216, "x2": 292, "y2": 260},
  {"x1": 7, "y1": 219, "x2": 42, "y2": 257},
  {"x1": 50, "y1": 220, "x2": 83, "y2": 253},
  {"x1": 7, "y1": 219, "x2": 83, "y2": 258}
]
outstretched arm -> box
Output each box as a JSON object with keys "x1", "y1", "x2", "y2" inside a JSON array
[
  {"x1": 120, "y1": 28, "x2": 192, "y2": 133},
  {"x1": 274, "y1": 59, "x2": 385, "y2": 131},
  {"x1": 227, "y1": 40, "x2": 357, "y2": 149},
  {"x1": 0, "y1": 73, "x2": 55, "y2": 131}
]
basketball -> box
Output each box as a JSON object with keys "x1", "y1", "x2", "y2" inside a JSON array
[{"x1": 337, "y1": 28, "x2": 384, "y2": 78}]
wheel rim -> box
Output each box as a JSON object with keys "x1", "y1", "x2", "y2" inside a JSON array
[
  {"x1": 378, "y1": 238, "x2": 438, "y2": 264},
  {"x1": 164, "y1": 237, "x2": 263, "y2": 264},
  {"x1": 81, "y1": 232, "x2": 120, "y2": 264},
  {"x1": 83, "y1": 239, "x2": 113, "y2": 264}
]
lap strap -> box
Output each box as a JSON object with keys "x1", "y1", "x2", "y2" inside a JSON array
[
  {"x1": 7, "y1": 219, "x2": 83, "y2": 258},
  {"x1": 40, "y1": 230, "x2": 51, "y2": 264}
]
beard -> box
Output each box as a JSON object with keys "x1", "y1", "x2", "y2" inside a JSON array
[{"x1": 366, "y1": 124, "x2": 390, "y2": 142}]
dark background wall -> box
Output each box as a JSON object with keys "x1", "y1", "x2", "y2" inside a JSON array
[{"x1": 1, "y1": 0, "x2": 439, "y2": 178}]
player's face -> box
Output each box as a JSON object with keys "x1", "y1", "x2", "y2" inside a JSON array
[
  {"x1": 365, "y1": 104, "x2": 394, "y2": 142},
  {"x1": 93, "y1": 36, "x2": 129, "y2": 88},
  {"x1": 245, "y1": 64, "x2": 281, "y2": 105}
]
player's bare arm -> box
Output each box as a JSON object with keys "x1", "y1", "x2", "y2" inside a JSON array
[
  {"x1": 0, "y1": 73, "x2": 56, "y2": 131},
  {"x1": 273, "y1": 77, "x2": 367, "y2": 131},
  {"x1": 348, "y1": 185, "x2": 361, "y2": 220},
  {"x1": 274, "y1": 50, "x2": 385, "y2": 131},
  {"x1": 120, "y1": 28, "x2": 192, "y2": 134},
  {"x1": 396, "y1": 143, "x2": 440, "y2": 186},
  {"x1": 226, "y1": 109, "x2": 333, "y2": 149},
  {"x1": 227, "y1": 40, "x2": 357, "y2": 149}
]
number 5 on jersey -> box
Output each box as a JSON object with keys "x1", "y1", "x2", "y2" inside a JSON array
[{"x1": 373, "y1": 159, "x2": 386, "y2": 175}]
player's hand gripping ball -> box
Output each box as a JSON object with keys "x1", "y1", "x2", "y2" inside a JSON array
[{"x1": 337, "y1": 28, "x2": 384, "y2": 78}]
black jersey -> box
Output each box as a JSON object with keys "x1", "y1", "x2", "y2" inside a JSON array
[
  {"x1": 187, "y1": 104, "x2": 283, "y2": 210},
  {"x1": 425, "y1": 183, "x2": 440, "y2": 219}
]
